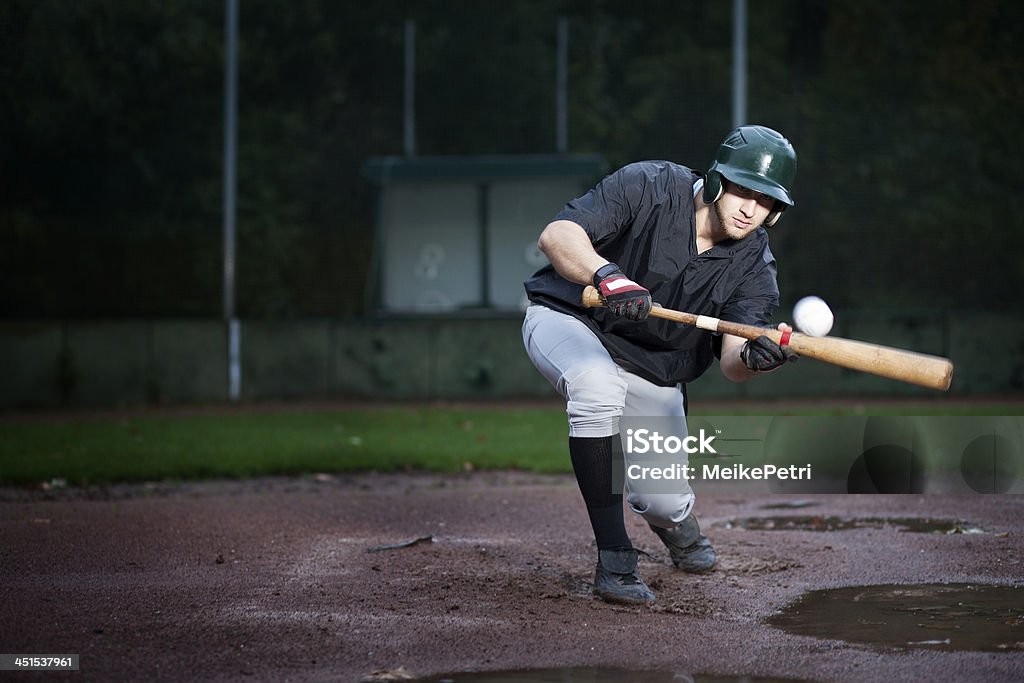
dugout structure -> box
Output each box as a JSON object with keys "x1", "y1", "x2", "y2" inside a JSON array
[{"x1": 363, "y1": 154, "x2": 606, "y2": 314}]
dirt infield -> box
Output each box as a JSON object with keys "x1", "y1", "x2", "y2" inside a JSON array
[{"x1": 2, "y1": 472, "x2": 1023, "y2": 682}]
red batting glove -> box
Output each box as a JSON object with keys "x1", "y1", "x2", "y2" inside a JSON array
[{"x1": 593, "y1": 263, "x2": 652, "y2": 321}]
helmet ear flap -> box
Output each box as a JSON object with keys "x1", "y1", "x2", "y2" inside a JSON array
[
  {"x1": 702, "y1": 171, "x2": 724, "y2": 204},
  {"x1": 764, "y1": 203, "x2": 785, "y2": 227}
]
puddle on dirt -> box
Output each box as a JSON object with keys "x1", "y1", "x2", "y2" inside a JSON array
[
  {"x1": 759, "y1": 500, "x2": 817, "y2": 510},
  {"x1": 768, "y1": 583, "x2": 1024, "y2": 652},
  {"x1": 412, "y1": 669, "x2": 802, "y2": 683},
  {"x1": 716, "y1": 516, "x2": 986, "y2": 534}
]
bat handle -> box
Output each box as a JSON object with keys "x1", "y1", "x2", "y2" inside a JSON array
[
  {"x1": 582, "y1": 285, "x2": 604, "y2": 308},
  {"x1": 582, "y1": 284, "x2": 690, "y2": 322}
]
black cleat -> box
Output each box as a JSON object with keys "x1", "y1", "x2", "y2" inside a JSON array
[
  {"x1": 648, "y1": 514, "x2": 717, "y2": 573},
  {"x1": 593, "y1": 548, "x2": 656, "y2": 605}
]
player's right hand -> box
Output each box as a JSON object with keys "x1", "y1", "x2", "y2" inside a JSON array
[
  {"x1": 593, "y1": 263, "x2": 652, "y2": 321},
  {"x1": 740, "y1": 335, "x2": 799, "y2": 371}
]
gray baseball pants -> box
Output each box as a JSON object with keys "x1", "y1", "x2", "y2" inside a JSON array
[{"x1": 522, "y1": 303, "x2": 695, "y2": 528}]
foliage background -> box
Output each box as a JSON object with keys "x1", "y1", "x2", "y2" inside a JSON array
[{"x1": 3, "y1": 0, "x2": 1022, "y2": 318}]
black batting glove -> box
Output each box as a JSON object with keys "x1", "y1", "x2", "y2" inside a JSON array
[
  {"x1": 593, "y1": 263, "x2": 652, "y2": 321},
  {"x1": 740, "y1": 335, "x2": 799, "y2": 371}
]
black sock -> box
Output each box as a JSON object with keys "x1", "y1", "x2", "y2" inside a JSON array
[{"x1": 569, "y1": 435, "x2": 632, "y2": 552}]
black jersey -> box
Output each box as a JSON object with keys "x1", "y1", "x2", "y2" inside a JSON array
[{"x1": 524, "y1": 160, "x2": 780, "y2": 386}]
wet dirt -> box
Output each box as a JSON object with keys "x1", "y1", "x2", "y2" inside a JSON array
[
  {"x1": 407, "y1": 666, "x2": 803, "y2": 682},
  {"x1": 715, "y1": 516, "x2": 988, "y2": 534},
  {"x1": 1, "y1": 472, "x2": 1023, "y2": 682}
]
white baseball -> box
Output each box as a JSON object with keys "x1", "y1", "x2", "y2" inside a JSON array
[{"x1": 792, "y1": 296, "x2": 834, "y2": 337}]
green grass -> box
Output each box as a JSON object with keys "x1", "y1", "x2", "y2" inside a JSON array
[
  {"x1": 0, "y1": 407, "x2": 572, "y2": 486},
  {"x1": 1, "y1": 400, "x2": 1020, "y2": 486}
]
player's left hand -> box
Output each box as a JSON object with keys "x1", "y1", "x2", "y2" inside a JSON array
[{"x1": 740, "y1": 325, "x2": 799, "y2": 371}]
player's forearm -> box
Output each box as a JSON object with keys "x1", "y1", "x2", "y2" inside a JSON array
[
  {"x1": 537, "y1": 220, "x2": 609, "y2": 285},
  {"x1": 721, "y1": 325, "x2": 797, "y2": 381},
  {"x1": 720, "y1": 334, "x2": 758, "y2": 382}
]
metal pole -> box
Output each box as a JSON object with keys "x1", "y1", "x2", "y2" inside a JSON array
[
  {"x1": 404, "y1": 19, "x2": 416, "y2": 157},
  {"x1": 556, "y1": 17, "x2": 568, "y2": 154},
  {"x1": 732, "y1": 0, "x2": 747, "y2": 128},
  {"x1": 224, "y1": 0, "x2": 240, "y2": 401}
]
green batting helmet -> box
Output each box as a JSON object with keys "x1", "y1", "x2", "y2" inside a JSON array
[{"x1": 703, "y1": 125, "x2": 797, "y2": 227}]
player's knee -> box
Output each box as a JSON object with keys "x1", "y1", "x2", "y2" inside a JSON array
[
  {"x1": 565, "y1": 367, "x2": 627, "y2": 437},
  {"x1": 627, "y1": 491, "x2": 695, "y2": 529}
]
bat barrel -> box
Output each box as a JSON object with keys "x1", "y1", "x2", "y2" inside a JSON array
[{"x1": 788, "y1": 334, "x2": 954, "y2": 391}]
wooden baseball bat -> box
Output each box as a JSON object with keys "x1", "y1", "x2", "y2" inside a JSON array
[{"x1": 581, "y1": 285, "x2": 954, "y2": 391}]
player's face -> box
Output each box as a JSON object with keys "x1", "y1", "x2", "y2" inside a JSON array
[{"x1": 714, "y1": 180, "x2": 776, "y2": 240}]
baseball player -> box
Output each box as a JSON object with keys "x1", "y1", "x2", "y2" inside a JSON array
[{"x1": 522, "y1": 125, "x2": 799, "y2": 605}]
